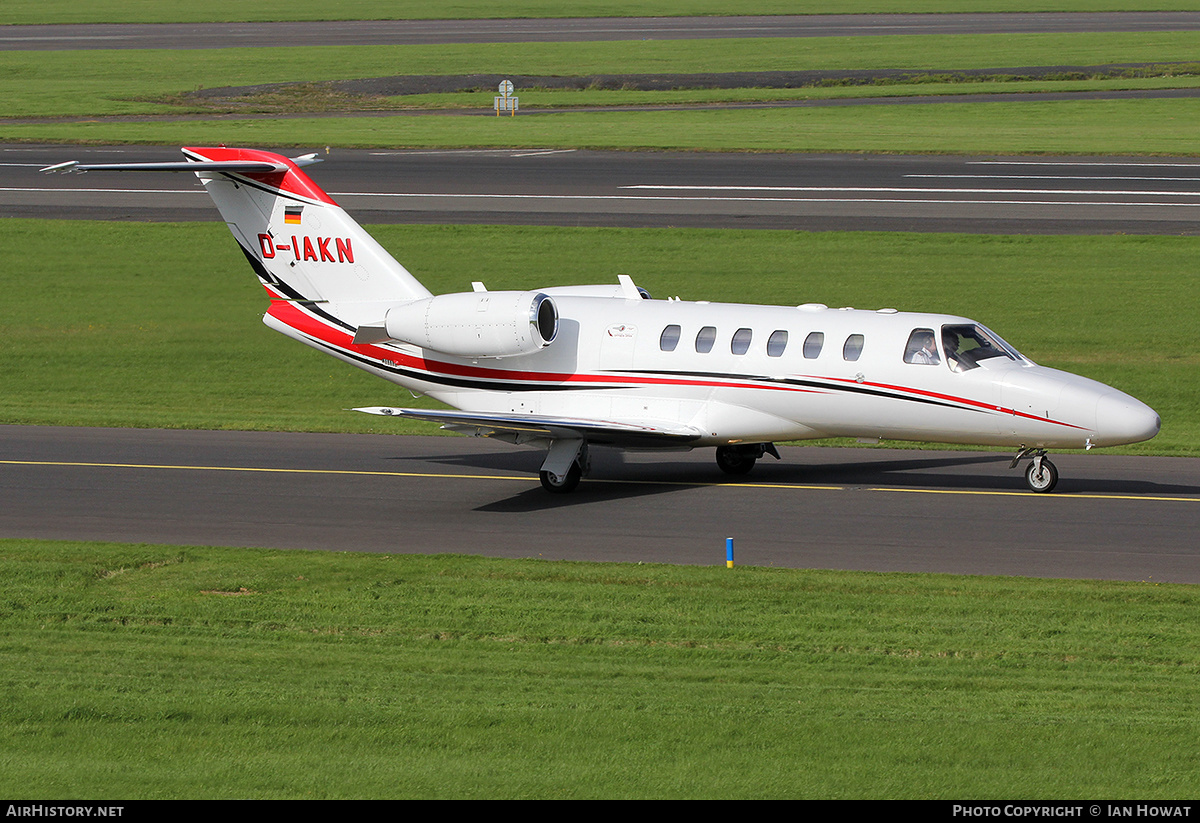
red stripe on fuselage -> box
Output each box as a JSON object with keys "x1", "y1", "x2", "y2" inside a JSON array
[
  {"x1": 819, "y1": 374, "x2": 1088, "y2": 430},
  {"x1": 263, "y1": 297, "x2": 821, "y2": 394}
]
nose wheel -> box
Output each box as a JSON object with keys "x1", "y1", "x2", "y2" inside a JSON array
[{"x1": 1012, "y1": 447, "x2": 1059, "y2": 493}]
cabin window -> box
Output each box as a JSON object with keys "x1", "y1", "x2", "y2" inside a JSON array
[
  {"x1": 659, "y1": 325, "x2": 681, "y2": 352},
  {"x1": 767, "y1": 330, "x2": 788, "y2": 357},
  {"x1": 803, "y1": 331, "x2": 824, "y2": 359},
  {"x1": 695, "y1": 326, "x2": 716, "y2": 353},
  {"x1": 731, "y1": 328, "x2": 753, "y2": 355},
  {"x1": 904, "y1": 328, "x2": 940, "y2": 365},
  {"x1": 843, "y1": 334, "x2": 864, "y2": 362}
]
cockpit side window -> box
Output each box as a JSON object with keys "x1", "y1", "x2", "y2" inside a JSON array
[
  {"x1": 904, "y1": 328, "x2": 940, "y2": 365},
  {"x1": 941, "y1": 324, "x2": 1020, "y2": 372}
]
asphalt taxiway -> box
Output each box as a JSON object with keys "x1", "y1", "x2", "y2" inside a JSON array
[{"x1": 3, "y1": 426, "x2": 1197, "y2": 582}]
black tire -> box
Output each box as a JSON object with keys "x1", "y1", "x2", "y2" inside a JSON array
[
  {"x1": 539, "y1": 463, "x2": 582, "y2": 494},
  {"x1": 715, "y1": 446, "x2": 757, "y2": 476},
  {"x1": 1025, "y1": 458, "x2": 1059, "y2": 493}
]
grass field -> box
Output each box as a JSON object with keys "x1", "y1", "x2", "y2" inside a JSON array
[
  {"x1": 3, "y1": 219, "x2": 1194, "y2": 454},
  {"x1": 8, "y1": 31, "x2": 1200, "y2": 154},
  {"x1": 7, "y1": 1, "x2": 1200, "y2": 25},
  {"x1": 2, "y1": 538, "x2": 1198, "y2": 798},
  {"x1": 10, "y1": 97, "x2": 1200, "y2": 156},
  {"x1": 11, "y1": 32, "x2": 1200, "y2": 118},
  {"x1": 8, "y1": 32, "x2": 1200, "y2": 119}
]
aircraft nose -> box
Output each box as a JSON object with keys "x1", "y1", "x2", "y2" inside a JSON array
[{"x1": 1095, "y1": 392, "x2": 1160, "y2": 446}]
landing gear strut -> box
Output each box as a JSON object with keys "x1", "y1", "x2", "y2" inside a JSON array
[
  {"x1": 1011, "y1": 447, "x2": 1059, "y2": 493},
  {"x1": 715, "y1": 443, "x2": 781, "y2": 476}
]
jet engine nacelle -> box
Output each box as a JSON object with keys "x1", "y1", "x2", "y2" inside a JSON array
[{"x1": 381, "y1": 290, "x2": 558, "y2": 358}]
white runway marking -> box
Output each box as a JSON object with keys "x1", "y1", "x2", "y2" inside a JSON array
[
  {"x1": 620, "y1": 184, "x2": 1200, "y2": 197},
  {"x1": 906, "y1": 174, "x2": 1200, "y2": 182},
  {"x1": 12, "y1": 186, "x2": 1200, "y2": 209}
]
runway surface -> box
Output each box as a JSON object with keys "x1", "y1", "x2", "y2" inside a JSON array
[
  {"x1": 2, "y1": 425, "x2": 1197, "y2": 582},
  {"x1": 5, "y1": 13, "x2": 1200, "y2": 50},
  {"x1": 11, "y1": 144, "x2": 1200, "y2": 233}
]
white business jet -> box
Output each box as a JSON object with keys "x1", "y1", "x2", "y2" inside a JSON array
[{"x1": 43, "y1": 147, "x2": 1160, "y2": 493}]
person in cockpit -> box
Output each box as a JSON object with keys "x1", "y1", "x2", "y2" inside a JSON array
[
  {"x1": 906, "y1": 330, "x2": 940, "y2": 365},
  {"x1": 942, "y1": 329, "x2": 965, "y2": 372}
]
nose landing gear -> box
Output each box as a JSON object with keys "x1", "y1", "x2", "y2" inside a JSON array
[{"x1": 1011, "y1": 447, "x2": 1059, "y2": 493}]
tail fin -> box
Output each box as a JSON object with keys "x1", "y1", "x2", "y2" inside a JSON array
[
  {"x1": 180, "y1": 147, "x2": 431, "y2": 305},
  {"x1": 42, "y1": 146, "x2": 435, "y2": 374}
]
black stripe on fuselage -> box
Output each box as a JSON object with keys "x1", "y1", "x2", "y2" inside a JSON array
[{"x1": 618, "y1": 369, "x2": 988, "y2": 413}]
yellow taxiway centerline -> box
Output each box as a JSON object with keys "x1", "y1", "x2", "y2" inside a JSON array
[{"x1": 3, "y1": 459, "x2": 1197, "y2": 502}]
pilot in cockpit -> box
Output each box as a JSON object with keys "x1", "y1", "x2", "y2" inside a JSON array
[{"x1": 942, "y1": 329, "x2": 965, "y2": 372}]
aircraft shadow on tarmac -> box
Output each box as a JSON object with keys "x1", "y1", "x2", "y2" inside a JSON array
[{"x1": 385, "y1": 447, "x2": 1200, "y2": 510}]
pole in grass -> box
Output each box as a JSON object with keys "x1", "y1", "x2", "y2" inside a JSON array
[
  {"x1": 494, "y1": 80, "x2": 518, "y2": 116},
  {"x1": 726, "y1": 537, "x2": 734, "y2": 568}
]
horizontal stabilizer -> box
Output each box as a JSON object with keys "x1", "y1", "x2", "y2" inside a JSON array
[{"x1": 39, "y1": 156, "x2": 321, "y2": 175}]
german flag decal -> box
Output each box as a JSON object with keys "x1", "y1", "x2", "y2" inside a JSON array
[{"x1": 284, "y1": 206, "x2": 303, "y2": 225}]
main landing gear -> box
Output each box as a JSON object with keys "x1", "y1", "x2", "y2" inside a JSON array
[
  {"x1": 1011, "y1": 447, "x2": 1059, "y2": 493},
  {"x1": 715, "y1": 443, "x2": 781, "y2": 476},
  {"x1": 539, "y1": 440, "x2": 589, "y2": 494}
]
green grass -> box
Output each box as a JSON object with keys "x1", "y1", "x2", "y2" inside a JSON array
[
  {"x1": 7, "y1": 1, "x2": 1200, "y2": 25},
  {"x1": 2, "y1": 220, "x2": 1195, "y2": 453},
  {"x1": 11, "y1": 97, "x2": 1200, "y2": 156},
  {"x1": 7, "y1": 33, "x2": 1200, "y2": 119},
  {"x1": 8, "y1": 33, "x2": 1200, "y2": 154},
  {"x1": 2, "y1": 539, "x2": 1198, "y2": 798},
  {"x1": 353, "y1": 73, "x2": 1200, "y2": 113}
]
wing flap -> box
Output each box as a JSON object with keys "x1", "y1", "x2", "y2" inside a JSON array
[{"x1": 353, "y1": 407, "x2": 703, "y2": 447}]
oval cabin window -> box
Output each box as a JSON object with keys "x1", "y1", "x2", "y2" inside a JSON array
[
  {"x1": 731, "y1": 328, "x2": 753, "y2": 355},
  {"x1": 767, "y1": 330, "x2": 788, "y2": 357},
  {"x1": 843, "y1": 334, "x2": 865, "y2": 362},
  {"x1": 803, "y1": 332, "x2": 824, "y2": 359}
]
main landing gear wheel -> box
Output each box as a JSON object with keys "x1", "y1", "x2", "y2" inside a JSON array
[
  {"x1": 715, "y1": 443, "x2": 780, "y2": 476},
  {"x1": 539, "y1": 462, "x2": 582, "y2": 494},
  {"x1": 715, "y1": 446, "x2": 756, "y2": 475},
  {"x1": 1025, "y1": 457, "x2": 1059, "y2": 493}
]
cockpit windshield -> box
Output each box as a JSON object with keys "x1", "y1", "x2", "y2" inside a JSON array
[{"x1": 941, "y1": 324, "x2": 1023, "y2": 372}]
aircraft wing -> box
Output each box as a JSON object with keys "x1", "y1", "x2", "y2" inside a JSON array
[{"x1": 353, "y1": 407, "x2": 703, "y2": 448}]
